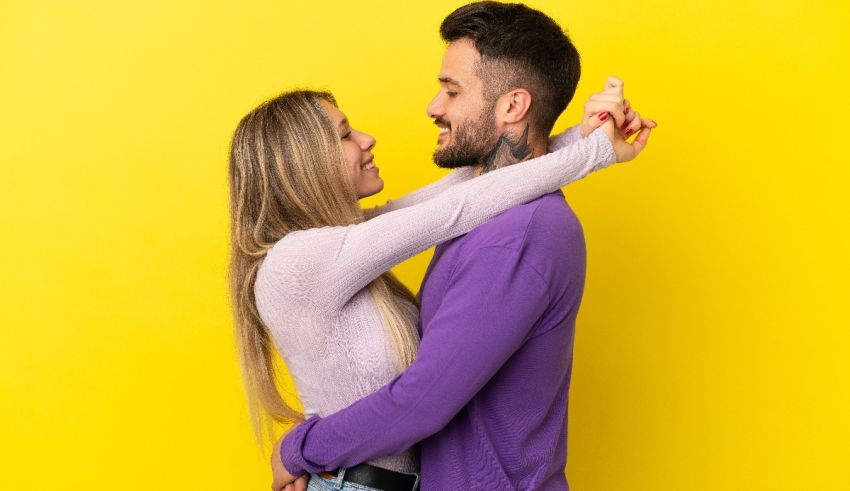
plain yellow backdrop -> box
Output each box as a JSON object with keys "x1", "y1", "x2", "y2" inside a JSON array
[{"x1": 2, "y1": 0, "x2": 848, "y2": 489}]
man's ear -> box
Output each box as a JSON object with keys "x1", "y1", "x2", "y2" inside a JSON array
[{"x1": 496, "y1": 88, "x2": 532, "y2": 124}]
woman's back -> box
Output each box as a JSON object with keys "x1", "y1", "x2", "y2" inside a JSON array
[{"x1": 255, "y1": 226, "x2": 421, "y2": 473}]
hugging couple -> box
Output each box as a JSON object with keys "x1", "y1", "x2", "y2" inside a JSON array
[{"x1": 227, "y1": 2, "x2": 656, "y2": 490}]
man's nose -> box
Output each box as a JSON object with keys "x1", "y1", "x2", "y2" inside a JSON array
[{"x1": 426, "y1": 93, "x2": 443, "y2": 119}]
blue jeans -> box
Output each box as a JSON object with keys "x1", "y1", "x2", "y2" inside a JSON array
[{"x1": 306, "y1": 468, "x2": 421, "y2": 491}]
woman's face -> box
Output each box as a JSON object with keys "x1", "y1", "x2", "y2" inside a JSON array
[{"x1": 318, "y1": 99, "x2": 384, "y2": 199}]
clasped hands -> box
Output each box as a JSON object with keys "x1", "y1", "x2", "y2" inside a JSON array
[{"x1": 579, "y1": 76, "x2": 657, "y2": 162}]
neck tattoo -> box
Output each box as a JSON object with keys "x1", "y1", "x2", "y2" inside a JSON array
[{"x1": 480, "y1": 124, "x2": 533, "y2": 175}]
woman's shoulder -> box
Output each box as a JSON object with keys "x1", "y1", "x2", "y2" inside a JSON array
[
  {"x1": 266, "y1": 226, "x2": 347, "y2": 262},
  {"x1": 258, "y1": 226, "x2": 348, "y2": 288}
]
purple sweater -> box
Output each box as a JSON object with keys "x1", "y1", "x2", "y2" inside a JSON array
[{"x1": 282, "y1": 190, "x2": 587, "y2": 490}]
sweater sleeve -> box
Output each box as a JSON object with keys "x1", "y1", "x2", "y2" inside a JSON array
[
  {"x1": 548, "y1": 123, "x2": 583, "y2": 152},
  {"x1": 363, "y1": 123, "x2": 584, "y2": 220},
  {"x1": 362, "y1": 167, "x2": 475, "y2": 220},
  {"x1": 280, "y1": 245, "x2": 550, "y2": 475},
  {"x1": 267, "y1": 128, "x2": 614, "y2": 314}
]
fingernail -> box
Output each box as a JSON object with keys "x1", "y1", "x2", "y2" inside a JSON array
[
  {"x1": 599, "y1": 112, "x2": 608, "y2": 121},
  {"x1": 624, "y1": 128, "x2": 634, "y2": 137}
]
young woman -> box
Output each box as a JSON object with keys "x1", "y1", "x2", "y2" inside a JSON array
[{"x1": 229, "y1": 86, "x2": 650, "y2": 491}]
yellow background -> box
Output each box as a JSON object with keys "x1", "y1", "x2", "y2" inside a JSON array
[{"x1": 2, "y1": 1, "x2": 848, "y2": 489}]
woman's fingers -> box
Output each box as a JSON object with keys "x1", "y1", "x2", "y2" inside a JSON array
[
  {"x1": 603, "y1": 77, "x2": 625, "y2": 104},
  {"x1": 583, "y1": 76, "x2": 656, "y2": 142},
  {"x1": 600, "y1": 86, "x2": 623, "y2": 99},
  {"x1": 605, "y1": 76, "x2": 624, "y2": 92},
  {"x1": 623, "y1": 111, "x2": 642, "y2": 137},
  {"x1": 610, "y1": 117, "x2": 656, "y2": 162},
  {"x1": 588, "y1": 93, "x2": 625, "y2": 126},
  {"x1": 622, "y1": 100, "x2": 634, "y2": 127},
  {"x1": 585, "y1": 99, "x2": 625, "y2": 119},
  {"x1": 585, "y1": 98, "x2": 625, "y2": 127},
  {"x1": 628, "y1": 120, "x2": 654, "y2": 156},
  {"x1": 621, "y1": 100, "x2": 639, "y2": 133},
  {"x1": 588, "y1": 93, "x2": 623, "y2": 104}
]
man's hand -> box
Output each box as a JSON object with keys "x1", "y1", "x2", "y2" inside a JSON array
[
  {"x1": 581, "y1": 76, "x2": 657, "y2": 162},
  {"x1": 271, "y1": 426, "x2": 308, "y2": 491}
]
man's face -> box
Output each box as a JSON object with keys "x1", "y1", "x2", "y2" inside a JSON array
[{"x1": 427, "y1": 38, "x2": 498, "y2": 168}]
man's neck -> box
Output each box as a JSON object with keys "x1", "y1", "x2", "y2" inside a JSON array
[{"x1": 473, "y1": 124, "x2": 548, "y2": 176}]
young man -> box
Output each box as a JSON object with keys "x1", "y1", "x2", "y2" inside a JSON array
[{"x1": 272, "y1": 2, "x2": 654, "y2": 490}]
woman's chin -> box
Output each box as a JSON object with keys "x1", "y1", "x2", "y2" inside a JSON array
[{"x1": 357, "y1": 178, "x2": 385, "y2": 199}]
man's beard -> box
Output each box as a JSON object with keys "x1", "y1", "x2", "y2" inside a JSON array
[{"x1": 433, "y1": 103, "x2": 497, "y2": 169}]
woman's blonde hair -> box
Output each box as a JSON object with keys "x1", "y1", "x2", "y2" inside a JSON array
[{"x1": 227, "y1": 90, "x2": 420, "y2": 447}]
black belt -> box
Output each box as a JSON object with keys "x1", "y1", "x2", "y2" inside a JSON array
[{"x1": 320, "y1": 463, "x2": 419, "y2": 491}]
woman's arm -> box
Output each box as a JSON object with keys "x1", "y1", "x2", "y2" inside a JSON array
[
  {"x1": 267, "y1": 128, "x2": 617, "y2": 314},
  {"x1": 548, "y1": 123, "x2": 584, "y2": 152},
  {"x1": 363, "y1": 122, "x2": 586, "y2": 220},
  {"x1": 362, "y1": 167, "x2": 475, "y2": 219}
]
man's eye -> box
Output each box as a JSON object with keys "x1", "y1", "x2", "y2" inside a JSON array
[{"x1": 447, "y1": 91, "x2": 458, "y2": 98}]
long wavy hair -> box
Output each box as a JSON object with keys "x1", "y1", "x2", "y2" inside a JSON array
[{"x1": 227, "y1": 90, "x2": 420, "y2": 447}]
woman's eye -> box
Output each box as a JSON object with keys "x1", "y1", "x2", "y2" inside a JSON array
[{"x1": 342, "y1": 131, "x2": 352, "y2": 139}]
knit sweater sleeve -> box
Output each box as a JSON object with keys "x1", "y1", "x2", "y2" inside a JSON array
[
  {"x1": 548, "y1": 123, "x2": 583, "y2": 151},
  {"x1": 266, "y1": 128, "x2": 615, "y2": 314},
  {"x1": 362, "y1": 167, "x2": 475, "y2": 220},
  {"x1": 363, "y1": 123, "x2": 584, "y2": 220}
]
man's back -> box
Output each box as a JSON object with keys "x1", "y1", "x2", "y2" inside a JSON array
[{"x1": 418, "y1": 190, "x2": 586, "y2": 490}]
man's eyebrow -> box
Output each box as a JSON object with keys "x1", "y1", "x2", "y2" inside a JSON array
[{"x1": 438, "y1": 76, "x2": 462, "y2": 88}]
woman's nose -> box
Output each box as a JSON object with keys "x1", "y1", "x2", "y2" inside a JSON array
[{"x1": 360, "y1": 132, "x2": 376, "y2": 151}]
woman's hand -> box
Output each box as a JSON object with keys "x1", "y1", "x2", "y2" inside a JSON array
[{"x1": 581, "y1": 76, "x2": 657, "y2": 163}]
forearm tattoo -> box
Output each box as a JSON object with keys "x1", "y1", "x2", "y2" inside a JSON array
[{"x1": 480, "y1": 124, "x2": 533, "y2": 174}]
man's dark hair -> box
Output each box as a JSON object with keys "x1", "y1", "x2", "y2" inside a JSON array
[{"x1": 440, "y1": 1, "x2": 581, "y2": 135}]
